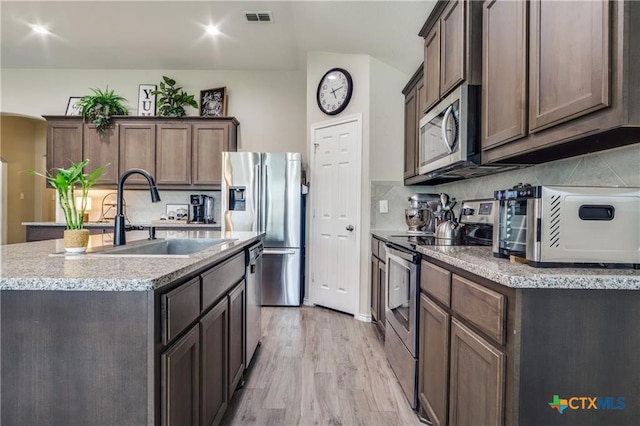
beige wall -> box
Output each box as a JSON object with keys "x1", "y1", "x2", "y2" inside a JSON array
[
  {"x1": 0, "y1": 115, "x2": 47, "y2": 243},
  {"x1": 1, "y1": 68, "x2": 307, "y2": 160}
]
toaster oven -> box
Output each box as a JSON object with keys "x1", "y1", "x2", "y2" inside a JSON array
[{"x1": 493, "y1": 184, "x2": 640, "y2": 267}]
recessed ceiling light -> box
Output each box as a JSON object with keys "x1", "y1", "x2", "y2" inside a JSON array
[
  {"x1": 205, "y1": 25, "x2": 220, "y2": 36},
  {"x1": 29, "y1": 24, "x2": 50, "y2": 35}
]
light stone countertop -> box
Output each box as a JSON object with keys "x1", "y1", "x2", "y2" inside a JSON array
[
  {"x1": 0, "y1": 230, "x2": 261, "y2": 292},
  {"x1": 372, "y1": 230, "x2": 640, "y2": 290},
  {"x1": 22, "y1": 221, "x2": 221, "y2": 229}
]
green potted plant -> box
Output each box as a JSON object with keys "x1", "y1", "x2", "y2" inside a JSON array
[
  {"x1": 76, "y1": 87, "x2": 129, "y2": 135},
  {"x1": 152, "y1": 76, "x2": 198, "y2": 117},
  {"x1": 29, "y1": 159, "x2": 108, "y2": 252}
]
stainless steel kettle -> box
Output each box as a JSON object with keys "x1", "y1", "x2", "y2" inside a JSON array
[{"x1": 435, "y1": 193, "x2": 463, "y2": 244}]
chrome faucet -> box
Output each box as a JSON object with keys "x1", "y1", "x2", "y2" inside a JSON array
[{"x1": 114, "y1": 168, "x2": 161, "y2": 246}]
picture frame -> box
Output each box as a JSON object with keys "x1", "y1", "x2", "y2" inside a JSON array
[
  {"x1": 200, "y1": 87, "x2": 227, "y2": 117},
  {"x1": 138, "y1": 84, "x2": 157, "y2": 116},
  {"x1": 65, "y1": 97, "x2": 82, "y2": 116}
]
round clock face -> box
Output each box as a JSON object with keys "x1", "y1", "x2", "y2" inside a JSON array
[{"x1": 316, "y1": 68, "x2": 353, "y2": 115}]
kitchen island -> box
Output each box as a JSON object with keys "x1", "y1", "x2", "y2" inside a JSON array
[
  {"x1": 373, "y1": 231, "x2": 640, "y2": 426},
  {"x1": 1, "y1": 230, "x2": 262, "y2": 426}
]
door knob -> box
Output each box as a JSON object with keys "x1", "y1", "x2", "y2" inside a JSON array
[{"x1": 346, "y1": 225, "x2": 354, "y2": 232}]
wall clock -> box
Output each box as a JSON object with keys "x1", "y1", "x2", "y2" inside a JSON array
[{"x1": 316, "y1": 68, "x2": 353, "y2": 115}]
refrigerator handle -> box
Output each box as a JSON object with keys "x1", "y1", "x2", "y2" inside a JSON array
[
  {"x1": 263, "y1": 248, "x2": 296, "y2": 255},
  {"x1": 261, "y1": 164, "x2": 268, "y2": 233},
  {"x1": 254, "y1": 164, "x2": 261, "y2": 232}
]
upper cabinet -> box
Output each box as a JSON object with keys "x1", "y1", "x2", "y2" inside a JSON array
[
  {"x1": 419, "y1": 0, "x2": 482, "y2": 112},
  {"x1": 482, "y1": 0, "x2": 640, "y2": 164},
  {"x1": 403, "y1": 65, "x2": 424, "y2": 181},
  {"x1": 43, "y1": 116, "x2": 239, "y2": 189}
]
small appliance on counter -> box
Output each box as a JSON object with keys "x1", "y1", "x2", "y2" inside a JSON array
[
  {"x1": 493, "y1": 184, "x2": 640, "y2": 267},
  {"x1": 190, "y1": 194, "x2": 215, "y2": 224},
  {"x1": 404, "y1": 193, "x2": 440, "y2": 233},
  {"x1": 459, "y1": 198, "x2": 496, "y2": 246}
]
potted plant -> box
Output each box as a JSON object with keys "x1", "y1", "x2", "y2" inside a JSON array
[
  {"x1": 152, "y1": 76, "x2": 198, "y2": 117},
  {"x1": 76, "y1": 87, "x2": 129, "y2": 135},
  {"x1": 29, "y1": 159, "x2": 108, "y2": 252}
]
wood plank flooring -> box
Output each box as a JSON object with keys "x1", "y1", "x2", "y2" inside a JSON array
[{"x1": 222, "y1": 306, "x2": 423, "y2": 426}]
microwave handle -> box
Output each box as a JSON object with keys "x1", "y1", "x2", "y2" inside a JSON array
[{"x1": 441, "y1": 105, "x2": 455, "y2": 153}]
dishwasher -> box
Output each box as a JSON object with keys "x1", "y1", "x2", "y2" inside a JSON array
[{"x1": 245, "y1": 241, "x2": 263, "y2": 368}]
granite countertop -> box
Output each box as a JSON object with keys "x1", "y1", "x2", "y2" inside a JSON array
[
  {"x1": 372, "y1": 230, "x2": 640, "y2": 290},
  {"x1": 23, "y1": 221, "x2": 221, "y2": 229},
  {"x1": 0, "y1": 230, "x2": 261, "y2": 292}
]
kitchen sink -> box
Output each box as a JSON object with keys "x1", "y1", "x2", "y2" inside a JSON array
[{"x1": 94, "y1": 238, "x2": 235, "y2": 257}]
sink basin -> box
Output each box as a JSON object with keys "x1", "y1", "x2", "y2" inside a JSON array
[{"x1": 94, "y1": 238, "x2": 235, "y2": 257}]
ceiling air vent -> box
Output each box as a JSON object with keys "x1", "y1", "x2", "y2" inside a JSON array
[{"x1": 244, "y1": 11, "x2": 273, "y2": 23}]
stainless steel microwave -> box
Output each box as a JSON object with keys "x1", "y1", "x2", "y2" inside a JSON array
[
  {"x1": 418, "y1": 85, "x2": 480, "y2": 177},
  {"x1": 493, "y1": 184, "x2": 640, "y2": 267},
  {"x1": 417, "y1": 85, "x2": 521, "y2": 180}
]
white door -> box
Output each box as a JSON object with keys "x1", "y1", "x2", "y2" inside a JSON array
[{"x1": 309, "y1": 115, "x2": 361, "y2": 315}]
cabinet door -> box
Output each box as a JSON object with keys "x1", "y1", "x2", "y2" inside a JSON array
[
  {"x1": 529, "y1": 0, "x2": 610, "y2": 132},
  {"x1": 449, "y1": 318, "x2": 505, "y2": 426},
  {"x1": 192, "y1": 123, "x2": 229, "y2": 186},
  {"x1": 440, "y1": 0, "x2": 465, "y2": 97},
  {"x1": 200, "y1": 297, "x2": 229, "y2": 426},
  {"x1": 423, "y1": 22, "x2": 441, "y2": 110},
  {"x1": 46, "y1": 120, "x2": 83, "y2": 173},
  {"x1": 416, "y1": 78, "x2": 427, "y2": 119},
  {"x1": 371, "y1": 256, "x2": 380, "y2": 321},
  {"x1": 228, "y1": 280, "x2": 245, "y2": 396},
  {"x1": 403, "y1": 86, "x2": 418, "y2": 179},
  {"x1": 482, "y1": 0, "x2": 528, "y2": 150},
  {"x1": 418, "y1": 294, "x2": 450, "y2": 426},
  {"x1": 377, "y1": 260, "x2": 386, "y2": 335},
  {"x1": 83, "y1": 124, "x2": 119, "y2": 184},
  {"x1": 119, "y1": 123, "x2": 156, "y2": 184},
  {"x1": 156, "y1": 124, "x2": 191, "y2": 185},
  {"x1": 161, "y1": 325, "x2": 200, "y2": 426}
]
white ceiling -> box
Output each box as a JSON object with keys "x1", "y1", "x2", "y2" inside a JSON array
[{"x1": 1, "y1": 0, "x2": 435, "y2": 75}]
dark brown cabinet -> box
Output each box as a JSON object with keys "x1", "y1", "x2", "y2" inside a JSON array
[
  {"x1": 481, "y1": 0, "x2": 528, "y2": 150},
  {"x1": 370, "y1": 237, "x2": 386, "y2": 336},
  {"x1": 420, "y1": 0, "x2": 482, "y2": 110},
  {"x1": 482, "y1": 0, "x2": 640, "y2": 164},
  {"x1": 161, "y1": 325, "x2": 200, "y2": 426},
  {"x1": 418, "y1": 294, "x2": 450, "y2": 426},
  {"x1": 228, "y1": 280, "x2": 245, "y2": 396},
  {"x1": 119, "y1": 122, "x2": 156, "y2": 184},
  {"x1": 403, "y1": 66, "x2": 426, "y2": 182},
  {"x1": 46, "y1": 119, "x2": 83, "y2": 174},
  {"x1": 83, "y1": 125, "x2": 119, "y2": 184},
  {"x1": 418, "y1": 259, "x2": 508, "y2": 426},
  {"x1": 448, "y1": 318, "x2": 504, "y2": 426},
  {"x1": 200, "y1": 295, "x2": 229, "y2": 426},
  {"x1": 43, "y1": 116, "x2": 239, "y2": 189},
  {"x1": 156, "y1": 124, "x2": 192, "y2": 185}
]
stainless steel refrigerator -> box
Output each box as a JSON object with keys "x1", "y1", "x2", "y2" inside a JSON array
[{"x1": 221, "y1": 152, "x2": 304, "y2": 306}]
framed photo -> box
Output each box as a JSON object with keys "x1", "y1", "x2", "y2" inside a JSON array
[
  {"x1": 65, "y1": 97, "x2": 82, "y2": 116},
  {"x1": 200, "y1": 87, "x2": 227, "y2": 117},
  {"x1": 138, "y1": 84, "x2": 157, "y2": 116}
]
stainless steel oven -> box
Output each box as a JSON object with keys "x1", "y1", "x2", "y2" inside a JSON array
[{"x1": 384, "y1": 242, "x2": 420, "y2": 409}]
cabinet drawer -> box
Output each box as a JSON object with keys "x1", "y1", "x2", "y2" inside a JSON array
[
  {"x1": 451, "y1": 275, "x2": 506, "y2": 345},
  {"x1": 420, "y1": 260, "x2": 451, "y2": 307},
  {"x1": 371, "y1": 237, "x2": 379, "y2": 258},
  {"x1": 162, "y1": 277, "x2": 201, "y2": 345},
  {"x1": 201, "y1": 251, "x2": 245, "y2": 311}
]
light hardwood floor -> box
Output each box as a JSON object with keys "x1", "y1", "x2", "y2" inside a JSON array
[{"x1": 222, "y1": 306, "x2": 424, "y2": 426}]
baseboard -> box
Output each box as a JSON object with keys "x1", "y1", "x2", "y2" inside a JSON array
[{"x1": 355, "y1": 313, "x2": 372, "y2": 323}]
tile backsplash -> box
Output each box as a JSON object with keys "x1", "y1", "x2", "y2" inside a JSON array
[
  {"x1": 56, "y1": 189, "x2": 222, "y2": 225},
  {"x1": 371, "y1": 143, "x2": 640, "y2": 230}
]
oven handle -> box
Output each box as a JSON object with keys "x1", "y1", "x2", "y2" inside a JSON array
[{"x1": 385, "y1": 242, "x2": 420, "y2": 264}]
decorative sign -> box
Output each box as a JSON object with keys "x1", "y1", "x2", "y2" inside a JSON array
[
  {"x1": 65, "y1": 97, "x2": 82, "y2": 116},
  {"x1": 138, "y1": 84, "x2": 157, "y2": 116},
  {"x1": 200, "y1": 87, "x2": 227, "y2": 117}
]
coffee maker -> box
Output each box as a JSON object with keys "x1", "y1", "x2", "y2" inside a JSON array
[{"x1": 190, "y1": 194, "x2": 215, "y2": 224}]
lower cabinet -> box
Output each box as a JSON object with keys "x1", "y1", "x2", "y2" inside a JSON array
[
  {"x1": 162, "y1": 325, "x2": 200, "y2": 426},
  {"x1": 418, "y1": 259, "x2": 507, "y2": 426},
  {"x1": 160, "y1": 251, "x2": 247, "y2": 426},
  {"x1": 370, "y1": 236, "x2": 386, "y2": 336},
  {"x1": 200, "y1": 297, "x2": 229, "y2": 426}
]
